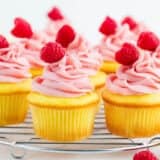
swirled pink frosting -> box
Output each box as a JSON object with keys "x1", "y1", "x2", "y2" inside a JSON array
[
  {"x1": 107, "y1": 47, "x2": 160, "y2": 95},
  {"x1": 98, "y1": 24, "x2": 137, "y2": 61},
  {"x1": 32, "y1": 55, "x2": 93, "y2": 97},
  {"x1": 0, "y1": 42, "x2": 31, "y2": 82},
  {"x1": 67, "y1": 35, "x2": 103, "y2": 75}
]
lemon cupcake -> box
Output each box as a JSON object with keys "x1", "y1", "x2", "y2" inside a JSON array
[
  {"x1": 28, "y1": 42, "x2": 99, "y2": 141},
  {"x1": 97, "y1": 16, "x2": 137, "y2": 74},
  {"x1": 10, "y1": 17, "x2": 53, "y2": 77},
  {"x1": 56, "y1": 25, "x2": 106, "y2": 96},
  {"x1": 0, "y1": 35, "x2": 31, "y2": 125},
  {"x1": 102, "y1": 31, "x2": 160, "y2": 138}
]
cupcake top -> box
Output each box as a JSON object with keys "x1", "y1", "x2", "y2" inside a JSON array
[
  {"x1": 11, "y1": 17, "x2": 47, "y2": 68},
  {"x1": 121, "y1": 16, "x2": 148, "y2": 36},
  {"x1": 0, "y1": 35, "x2": 31, "y2": 83},
  {"x1": 107, "y1": 31, "x2": 160, "y2": 95},
  {"x1": 98, "y1": 16, "x2": 136, "y2": 62},
  {"x1": 56, "y1": 25, "x2": 103, "y2": 76},
  {"x1": 44, "y1": 6, "x2": 70, "y2": 38},
  {"x1": 32, "y1": 42, "x2": 93, "y2": 97}
]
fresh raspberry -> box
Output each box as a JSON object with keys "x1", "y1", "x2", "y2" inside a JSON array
[
  {"x1": 48, "y1": 6, "x2": 64, "y2": 21},
  {"x1": 11, "y1": 17, "x2": 33, "y2": 38},
  {"x1": 40, "y1": 42, "x2": 65, "y2": 63},
  {"x1": 0, "y1": 35, "x2": 9, "y2": 48},
  {"x1": 115, "y1": 43, "x2": 139, "y2": 65},
  {"x1": 133, "y1": 150, "x2": 158, "y2": 160},
  {"x1": 56, "y1": 25, "x2": 75, "y2": 48},
  {"x1": 137, "y1": 31, "x2": 159, "y2": 51},
  {"x1": 121, "y1": 16, "x2": 137, "y2": 30},
  {"x1": 99, "y1": 16, "x2": 117, "y2": 36}
]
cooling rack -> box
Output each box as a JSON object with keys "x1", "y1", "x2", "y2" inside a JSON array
[{"x1": 0, "y1": 104, "x2": 160, "y2": 159}]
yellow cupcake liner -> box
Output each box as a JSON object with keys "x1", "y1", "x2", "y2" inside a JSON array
[
  {"x1": 30, "y1": 67, "x2": 43, "y2": 78},
  {"x1": 30, "y1": 104, "x2": 97, "y2": 141},
  {"x1": 0, "y1": 93, "x2": 29, "y2": 125},
  {"x1": 100, "y1": 61, "x2": 119, "y2": 74},
  {"x1": 104, "y1": 102, "x2": 160, "y2": 138},
  {"x1": 95, "y1": 86, "x2": 105, "y2": 113}
]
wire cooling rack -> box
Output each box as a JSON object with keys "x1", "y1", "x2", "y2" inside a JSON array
[{"x1": 0, "y1": 104, "x2": 160, "y2": 159}]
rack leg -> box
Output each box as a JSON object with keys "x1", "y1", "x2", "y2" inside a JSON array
[{"x1": 9, "y1": 146, "x2": 26, "y2": 160}]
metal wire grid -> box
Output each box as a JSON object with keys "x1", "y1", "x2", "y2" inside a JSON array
[{"x1": 0, "y1": 105, "x2": 159, "y2": 155}]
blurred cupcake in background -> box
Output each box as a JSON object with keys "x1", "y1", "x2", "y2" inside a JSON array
[
  {"x1": 0, "y1": 35, "x2": 31, "y2": 125},
  {"x1": 28, "y1": 42, "x2": 100, "y2": 141},
  {"x1": 121, "y1": 16, "x2": 148, "y2": 37},
  {"x1": 44, "y1": 6, "x2": 70, "y2": 39},
  {"x1": 11, "y1": 17, "x2": 50, "y2": 77},
  {"x1": 97, "y1": 16, "x2": 137, "y2": 74}
]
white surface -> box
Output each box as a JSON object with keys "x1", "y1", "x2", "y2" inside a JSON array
[
  {"x1": 0, "y1": 0, "x2": 160, "y2": 159},
  {"x1": 0, "y1": 0, "x2": 160, "y2": 41}
]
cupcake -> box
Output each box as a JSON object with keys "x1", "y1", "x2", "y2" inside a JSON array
[
  {"x1": 56, "y1": 25, "x2": 106, "y2": 95},
  {"x1": 10, "y1": 17, "x2": 51, "y2": 77},
  {"x1": 97, "y1": 16, "x2": 137, "y2": 74},
  {"x1": 28, "y1": 42, "x2": 100, "y2": 141},
  {"x1": 0, "y1": 35, "x2": 31, "y2": 125},
  {"x1": 102, "y1": 31, "x2": 160, "y2": 138},
  {"x1": 44, "y1": 6, "x2": 70, "y2": 39}
]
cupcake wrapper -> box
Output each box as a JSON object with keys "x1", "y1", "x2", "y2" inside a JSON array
[
  {"x1": 104, "y1": 102, "x2": 160, "y2": 138},
  {"x1": 30, "y1": 104, "x2": 97, "y2": 141},
  {"x1": 95, "y1": 86, "x2": 105, "y2": 113},
  {"x1": 0, "y1": 93, "x2": 29, "y2": 125}
]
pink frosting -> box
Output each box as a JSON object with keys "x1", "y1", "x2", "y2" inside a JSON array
[
  {"x1": 107, "y1": 47, "x2": 160, "y2": 95},
  {"x1": 133, "y1": 22, "x2": 148, "y2": 36},
  {"x1": 18, "y1": 32, "x2": 50, "y2": 68},
  {"x1": 44, "y1": 18, "x2": 70, "y2": 38},
  {"x1": 0, "y1": 42, "x2": 31, "y2": 82},
  {"x1": 98, "y1": 24, "x2": 137, "y2": 61},
  {"x1": 67, "y1": 35, "x2": 103, "y2": 75},
  {"x1": 32, "y1": 55, "x2": 93, "y2": 97}
]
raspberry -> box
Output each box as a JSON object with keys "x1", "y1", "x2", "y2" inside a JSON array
[
  {"x1": 115, "y1": 43, "x2": 139, "y2": 65},
  {"x1": 133, "y1": 150, "x2": 158, "y2": 160},
  {"x1": 11, "y1": 17, "x2": 33, "y2": 38},
  {"x1": 56, "y1": 25, "x2": 75, "y2": 48},
  {"x1": 137, "y1": 31, "x2": 159, "y2": 51},
  {"x1": 121, "y1": 16, "x2": 137, "y2": 30},
  {"x1": 48, "y1": 6, "x2": 64, "y2": 21},
  {"x1": 0, "y1": 35, "x2": 9, "y2": 48},
  {"x1": 40, "y1": 42, "x2": 65, "y2": 63},
  {"x1": 99, "y1": 16, "x2": 117, "y2": 36}
]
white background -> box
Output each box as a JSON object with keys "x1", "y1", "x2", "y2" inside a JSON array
[
  {"x1": 0, "y1": 0, "x2": 160, "y2": 41},
  {"x1": 0, "y1": 0, "x2": 160, "y2": 159}
]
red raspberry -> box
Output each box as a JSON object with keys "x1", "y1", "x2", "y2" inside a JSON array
[
  {"x1": 11, "y1": 17, "x2": 33, "y2": 38},
  {"x1": 137, "y1": 31, "x2": 159, "y2": 51},
  {"x1": 56, "y1": 25, "x2": 75, "y2": 48},
  {"x1": 133, "y1": 150, "x2": 158, "y2": 160},
  {"x1": 121, "y1": 16, "x2": 137, "y2": 30},
  {"x1": 99, "y1": 16, "x2": 117, "y2": 36},
  {"x1": 0, "y1": 35, "x2": 9, "y2": 48},
  {"x1": 40, "y1": 42, "x2": 65, "y2": 63},
  {"x1": 48, "y1": 6, "x2": 64, "y2": 21},
  {"x1": 115, "y1": 43, "x2": 139, "y2": 65}
]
